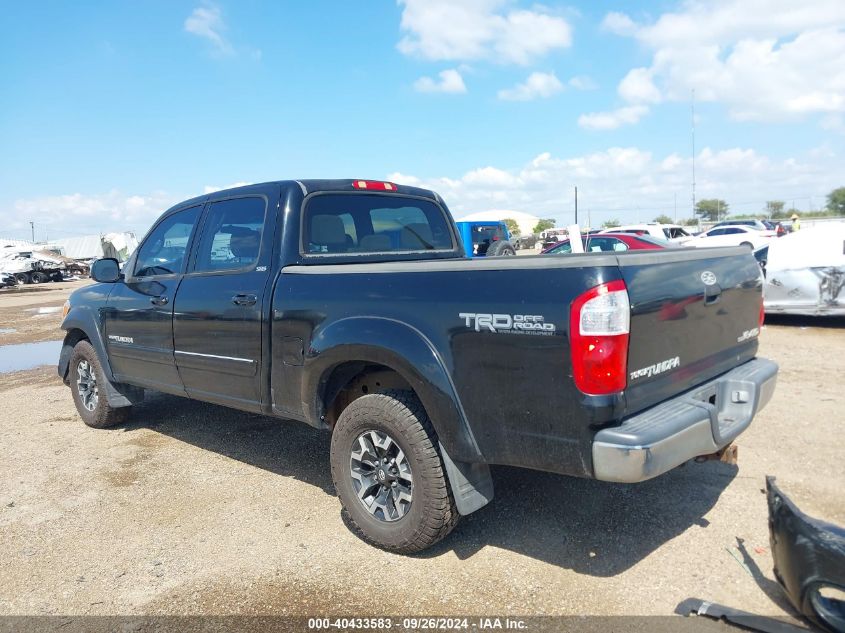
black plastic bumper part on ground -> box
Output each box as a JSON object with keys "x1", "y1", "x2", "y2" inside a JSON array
[{"x1": 767, "y1": 476, "x2": 845, "y2": 633}]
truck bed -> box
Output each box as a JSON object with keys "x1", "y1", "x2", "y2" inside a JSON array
[{"x1": 272, "y1": 246, "x2": 764, "y2": 478}]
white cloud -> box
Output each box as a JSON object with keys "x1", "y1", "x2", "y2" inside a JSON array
[
  {"x1": 578, "y1": 105, "x2": 649, "y2": 130},
  {"x1": 498, "y1": 71, "x2": 563, "y2": 101},
  {"x1": 387, "y1": 145, "x2": 841, "y2": 226},
  {"x1": 568, "y1": 75, "x2": 597, "y2": 91},
  {"x1": 600, "y1": 0, "x2": 845, "y2": 122},
  {"x1": 203, "y1": 181, "x2": 251, "y2": 194},
  {"x1": 601, "y1": 11, "x2": 637, "y2": 36},
  {"x1": 413, "y1": 69, "x2": 467, "y2": 94},
  {"x1": 618, "y1": 67, "x2": 661, "y2": 104},
  {"x1": 184, "y1": 3, "x2": 234, "y2": 56},
  {"x1": 5, "y1": 190, "x2": 181, "y2": 239},
  {"x1": 397, "y1": 0, "x2": 572, "y2": 65}
]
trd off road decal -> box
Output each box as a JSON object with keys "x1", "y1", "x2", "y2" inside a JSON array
[
  {"x1": 459, "y1": 313, "x2": 555, "y2": 335},
  {"x1": 630, "y1": 356, "x2": 680, "y2": 381}
]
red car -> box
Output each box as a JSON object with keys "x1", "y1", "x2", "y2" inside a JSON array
[{"x1": 541, "y1": 232, "x2": 670, "y2": 254}]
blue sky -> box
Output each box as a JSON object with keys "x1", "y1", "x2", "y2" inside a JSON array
[{"x1": 2, "y1": 0, "x2": 844, "y2": 240}]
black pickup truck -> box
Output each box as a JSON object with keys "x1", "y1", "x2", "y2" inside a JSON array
[{"x1": 58, "y1": 179, "x2": 778, "y2": 553}]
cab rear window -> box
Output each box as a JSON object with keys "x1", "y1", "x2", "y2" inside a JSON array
[{"x1": 303, "y1": 194, "x2": 454, "y2": 255}]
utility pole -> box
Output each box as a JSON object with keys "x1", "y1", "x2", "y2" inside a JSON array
[
  {"x1": 574, "y1": 186, "x2": 578, "y2": 225},
  {"x1": 30, "y1": 221, "x2": 35, "y2": 243},
  {"x1": 691, "y1": 89, "x2": 697, "y2": 218},
  {"x1": 674, "y1": 193, "x2": 677, "y2": 222}
]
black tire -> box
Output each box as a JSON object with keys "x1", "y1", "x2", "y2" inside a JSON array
[
  {"x1": 14, "y1": 272, "x2": 31, "y2": 285},
  {"x1": 487, "y1": 240, "x2": 516, "y2": 257},
  {"x1": 68, "y1": 340, "x2": 130, "y2": 429},
  {"x1": 330, "y1": 390, "x2": 458, "y2": 553},
  {"x1": 30, "y1": 271, "x2": 49, "y2": 284}
]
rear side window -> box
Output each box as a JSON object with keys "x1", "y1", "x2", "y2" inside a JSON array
[
  {"x1": 194, "y1": 197, "x2": 266, "y2": 273},
  {"x1": 303, "y1": 194, "x2": 453, "y2": 255},
  {"x1": 134, "y1": 206, "x2": 200, "y2": 277},
  {"x1": 588, "y1": 237, "x2": 628, "y2": 252}
]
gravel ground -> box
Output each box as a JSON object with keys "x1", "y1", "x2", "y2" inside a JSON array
[{"x1": 0, "y1": 277, "x2": 842, "y2": 623}]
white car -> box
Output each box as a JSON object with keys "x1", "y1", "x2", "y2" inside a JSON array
[
  {"x1": 754, "y1": 223, "x2": 845, "y2": 316},
  {"x1": 599, "y1": 223, "x2": 692, "y2": 242},
  {"x1": 681, "y1": 225, "x2": 773, "y2": 250}
]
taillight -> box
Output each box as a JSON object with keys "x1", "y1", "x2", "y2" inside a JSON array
[
  {"x1": 569, "y1": 280, "x2": 630, "y2": 395},
  {"x1": 759, "y1": 299, "x2": 765, "y2": 327},
  {"x1": 352, "y1": 180, "x2": 396, "y2": 191}
]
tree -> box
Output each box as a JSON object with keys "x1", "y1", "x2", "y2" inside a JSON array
[
  {"x1": 765, "y1": 201, "x2": 785, "y2": 217},
  {"x1": 602, "y1": 218, "x2": 621, "y2": 228},
  {"x1": 773, "y1": 208, "x2": 794, "y2": 220},
  {"x1": 653, "y1": 214, "x2": 673, "y2": 224},
  {"x1": 501, "y1": 218, "x2": 521, "y2": 236},
  {"x1": 682, "y1": 217, "x2": 699, "y2": 226},
  {"x1": 827, "y1": 187, "x2": 845, "y2": 215},
  {"x1": 533, "y1": 218, "x2": 556, "y2": 233},
  {"x1": 695, "y1": 199, "x2": 728, "y2": 222}
]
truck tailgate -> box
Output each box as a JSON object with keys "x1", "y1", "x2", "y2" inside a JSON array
[{"x1": 616, "y1": 246, "x2": 764, "y2": 417}]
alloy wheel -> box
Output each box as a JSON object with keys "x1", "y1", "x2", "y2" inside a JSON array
[
  {"x1": 349, "y1": 430, "x2": 413, "y2": 522},
  {"x1": 76, "y1": 360, "x2": 99, "y2": 412}
]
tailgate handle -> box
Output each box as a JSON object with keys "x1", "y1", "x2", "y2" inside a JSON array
[{"x1": 704, "y1": 285, "x2": 721, "y2": 305}]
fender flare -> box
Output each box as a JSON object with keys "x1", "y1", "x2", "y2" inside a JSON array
[
  {"x1": 304, "y1": 316, "x2": 493, "y2": 514},
  {"x1": 59, "y1": 307, "x2": 142, "y2": 408}
]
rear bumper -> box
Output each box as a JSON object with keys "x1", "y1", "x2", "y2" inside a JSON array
[{"x1": 592, "y1": 358, "x2": 778, "y2": 483}]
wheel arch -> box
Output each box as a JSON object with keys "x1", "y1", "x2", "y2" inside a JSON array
[
  {"x1": 60, "y1": 309, "x2": 143, "y2": 407},
  {"x1": 304, "y1": 316, "x2": 483, "y2": 464}
]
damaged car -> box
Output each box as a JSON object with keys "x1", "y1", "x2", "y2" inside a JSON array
[{"x1": 754, "y1": 223, "x2": 845, "y2": 316}]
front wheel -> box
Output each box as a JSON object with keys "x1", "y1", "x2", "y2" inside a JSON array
[
  {"x1": 330, "y1": 390, "x2": 458, "y2": 553},
  {"x1": 69, "y1": 340, "x2": 130, "y2": 428}
]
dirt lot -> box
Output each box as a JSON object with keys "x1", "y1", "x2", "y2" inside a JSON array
[{"x1": 0, "y1": 279, "x2": 842, "y2": 622}]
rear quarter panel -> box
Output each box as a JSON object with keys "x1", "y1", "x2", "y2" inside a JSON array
[{"x1": 272, "y1": 256, "x2": 621, "y2": 477}]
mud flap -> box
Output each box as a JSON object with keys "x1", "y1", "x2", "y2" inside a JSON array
[{"x1": 439, "y1": 442, "x2": 494, "y2": 516}]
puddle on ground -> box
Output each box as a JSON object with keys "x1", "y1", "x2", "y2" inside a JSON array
[
  {"x1": 25, "y1": 306, "x2": 62, "y2": 315},
  {"x1": 0, "y1": 340, "x2": 62, "y2": 373},
  {"x1": 0, "y1": 328, "x2": 16, "y2": 334}
]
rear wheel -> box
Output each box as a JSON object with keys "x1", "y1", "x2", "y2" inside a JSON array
[
  {"x1": 14, "y1": 272, "x2": 31, "y2": 284},
  {"x1": 330, "y1": 390, "x2": 458, "y2": 553},
  {"x1": 740, "y1": 241, "x2": 753, "y2": 249},
  {"x1": 69, "y1": 340, "x2": 130, "y2": 428},
  {"x1": 30, "y1": 271, "x2": 49, "y2": 284}
]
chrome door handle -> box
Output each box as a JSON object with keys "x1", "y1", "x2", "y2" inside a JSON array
[
  {"x1": 232, "y1": 294, "x2": 257, "y2": 306},
  {"x1": 150, "y1": 295, "x2": 168, "y2": 306}
]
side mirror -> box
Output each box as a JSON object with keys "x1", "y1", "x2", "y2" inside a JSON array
[{"x1": 91, "y1": 258, "x2": 121, "y2": 283}]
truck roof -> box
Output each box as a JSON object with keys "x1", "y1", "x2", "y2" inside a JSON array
[{"x1": 169, "y1": 179, "x2": 441, "y2": 213}]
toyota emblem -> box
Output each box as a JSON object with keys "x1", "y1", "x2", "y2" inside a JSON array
[{"x1": 701, "y1": 271, "x2": 717, "y2": 286}]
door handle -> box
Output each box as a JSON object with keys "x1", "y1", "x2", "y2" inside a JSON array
[
  {"x1": 232, "y1": 293, "x2": 257, "y2": 306},
  {"x1": 150, "y1": 295, "x2": 169, "y2": 306}
]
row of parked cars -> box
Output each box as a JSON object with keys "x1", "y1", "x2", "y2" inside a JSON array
[{"x1": 536, "y1": 220, "x2": 845, "y2": 317}]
